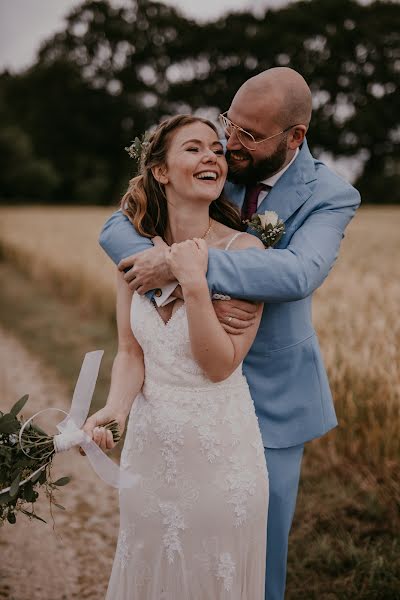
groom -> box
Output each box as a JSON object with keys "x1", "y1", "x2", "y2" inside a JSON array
[{"x1": 98, "y1": 67, "x2": 360, "y2": 599}]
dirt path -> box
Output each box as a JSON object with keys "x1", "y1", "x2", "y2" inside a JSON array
[{"x1": 0, "y1": 326, "x2": 119, "y2": 600}]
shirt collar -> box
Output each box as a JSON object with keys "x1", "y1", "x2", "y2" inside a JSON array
[{"x1": 260, "y1": 147, "x2": 299, "y2": 187}]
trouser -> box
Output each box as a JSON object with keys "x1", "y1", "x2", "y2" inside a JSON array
[{"x1": 264, "y1": 444, "x2": 305, "y2": 600}]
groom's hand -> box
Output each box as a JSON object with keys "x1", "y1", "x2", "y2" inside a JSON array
[
  {"x1": 213, "y1": 299, "x2": 259, "y2": 335},
  {"x1": 118, "y1": 236, "x2": 173, "y2": 294}
]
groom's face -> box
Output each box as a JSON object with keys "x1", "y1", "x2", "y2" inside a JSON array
[{"x1": 224, "y1": 96, "x2": 290, "y2": 185}]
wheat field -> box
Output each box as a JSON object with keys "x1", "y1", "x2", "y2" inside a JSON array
[
  {"x1": 0, "y1": 205, "x2": 399, "y2": 596},
  {"x1": 1, "y1": 204, "x2": 399, "y2": 420},
  {"x1": 1, "y1": 205, "x2": 399, "y2": 463},
  {"x1": 0, "y1": 206, "x2": 119, "y2": 318}
]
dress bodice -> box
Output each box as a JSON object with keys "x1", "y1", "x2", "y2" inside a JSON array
[
  {"x1": 130, "y1": 292, "x2": 245, "y2": 390},
  {"x1": 130, "y1": 231, "x2": 247, "y2": 391}
]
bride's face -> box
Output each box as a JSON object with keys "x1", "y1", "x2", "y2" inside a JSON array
[{"x1": 158, "y1": 122, "x2": 227, "y2": 204}]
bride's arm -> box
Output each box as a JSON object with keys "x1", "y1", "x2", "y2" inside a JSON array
[
  {"x1": 105, "y1": 270, "x2": 145, "y2": 419},
  {"x1": 168, "y1": 235, "x2": 264, "y2": 383},
  {"x1": 81, "y1": 269, "x2": 145, "y2": 452}
]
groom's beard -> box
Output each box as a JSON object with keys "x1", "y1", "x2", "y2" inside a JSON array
[{"x1": 226, "y1": 136, "x2": 288, "y2": 185}]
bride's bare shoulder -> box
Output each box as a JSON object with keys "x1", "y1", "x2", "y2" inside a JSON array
[
  {"x1": 211, "y1": 221, "x2": 264, "y2": 251},
  {"x1": 210, "y1": 222, "x2": 239, "y2": 249},
  {"x1": 229, "y1": 231, "x2": 264, "y2": 251}
]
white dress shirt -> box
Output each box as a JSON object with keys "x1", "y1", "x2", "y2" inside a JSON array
[
  {"x1": 155, "y1": 148, "x2": 300, "y2": 307},
  {"x1": 256, "y1": 147, "x2": 299, "y2": 208}
]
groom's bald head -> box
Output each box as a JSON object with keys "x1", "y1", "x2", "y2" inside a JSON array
[
  {"x1": 225, "y1": 68, "x2": 312, "y2": 184},
  {"x1": 233, "y1": 67, "x2": 312, "y2": 131}
]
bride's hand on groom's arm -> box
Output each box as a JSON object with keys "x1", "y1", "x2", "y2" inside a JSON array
[
  {"x1": 165, "y1": 238, "x2": 208, "y2": 287},
  {"x1": 212, "y1": 299, "x2": 259, "y2": 336},
  {"x1": 78, "y1": 405, "x2": 127, "y2": 456},
  {"x1": 117, "y1": 236, "x2": 174, "y2": 293}
]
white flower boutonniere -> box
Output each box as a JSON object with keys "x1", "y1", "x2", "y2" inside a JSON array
[{"x1": 243, "y1": 210, "x2": 285, "y2": 248}]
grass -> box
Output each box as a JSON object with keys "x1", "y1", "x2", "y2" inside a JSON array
[
  {"x1": 0, "y1": 205, "x2": 118, "y2": 321},
  {"x1": 0, "y1": 260, "x2": 117, "y2": 413},
  {"x1": 0, "y1": 205, "x2": 399, "y2": 597}
]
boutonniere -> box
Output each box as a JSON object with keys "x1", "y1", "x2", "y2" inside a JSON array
[{"x1": 243, "y1": 210, "x2": 285, "y2": 248}]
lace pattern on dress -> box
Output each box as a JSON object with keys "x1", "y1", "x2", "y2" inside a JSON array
[
  {"x1": 217, "y1": 453, "x2": 258, "y2": 526},
  {"x1": 194, "y1": 537, "x2": 237, "y2": 592},
  {"x1": 122, "y1": 375, "x2": 253, "y2": 484},
  {"x1": 217, "y1": 552, "x2": 236, "y2": 591},
  {"x1": 159, "y1": 501, "x2": 186, "y2": 564},
  {"x1": 115, "y1": 522, "x2": 136, "y2": 569},
  {"x1": 139, "y1": 464, "x2": 200, "y2": 564},
  {"x1": 115, "y1": 522, "x2": 151, "y2": 587}
]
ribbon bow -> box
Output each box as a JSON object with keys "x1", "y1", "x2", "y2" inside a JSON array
[{"x1": 19, "y1": 350, "x2": 139, "y2": 489}]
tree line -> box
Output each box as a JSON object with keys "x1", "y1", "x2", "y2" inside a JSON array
[{"x1": 0, "y1": 0, "x2": 399, "y2": 204}]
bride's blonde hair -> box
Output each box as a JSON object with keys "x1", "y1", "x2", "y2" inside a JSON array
[{"x1": 120, "y1": 115, "x2": 242, "y2": 239}]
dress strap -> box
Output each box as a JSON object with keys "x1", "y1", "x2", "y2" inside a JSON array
[{"x1": 224, "y1": 232, "x2": 245, "y2": 251}]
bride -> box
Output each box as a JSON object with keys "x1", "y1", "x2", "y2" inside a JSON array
[{"x1": 82, "y1": 114, "x2": 269, "y2": 599}]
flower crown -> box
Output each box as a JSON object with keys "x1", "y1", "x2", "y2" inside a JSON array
[{"x1": 124, "y1": 131, "x2": 151, "y2": 169}]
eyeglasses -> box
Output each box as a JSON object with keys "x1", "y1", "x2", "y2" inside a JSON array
[{"x1": 219, "y1": 112, "x2": 296, "y2": 151}]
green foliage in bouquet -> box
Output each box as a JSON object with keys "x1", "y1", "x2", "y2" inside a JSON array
[
  {"x1": 0, "y1": 394, "x2": 69, "y2": 525},
  {"x1": 0, "y1": 395, "x2": 120, "y2": 526}
]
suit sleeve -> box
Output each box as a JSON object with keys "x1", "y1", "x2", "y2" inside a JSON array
[
  {"x1": 98, "y1": 209, "x2": 153, "y2": 264},
  {"x1": 206, "y1": 187, "x2": 361, "y2": 303},
  {"x1": 98, "y1": 209, "x2": 156, "y2": 301}
]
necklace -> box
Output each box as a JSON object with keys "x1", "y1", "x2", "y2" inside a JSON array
[
  {"x1": 201, "y1": 217, "x2": 213, "y2": 240},
  {"x1": 166, "y1": 217, "x2": 213, "y2": 245}
]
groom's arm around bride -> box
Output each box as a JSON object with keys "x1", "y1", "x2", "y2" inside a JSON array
[{"x1": 97, "y1": 67, "x2": 361, "y2": 600}]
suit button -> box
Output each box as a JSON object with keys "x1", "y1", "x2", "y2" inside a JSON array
[{"x1": 154, "y1": 289, "x2": 162, "y2": 297}]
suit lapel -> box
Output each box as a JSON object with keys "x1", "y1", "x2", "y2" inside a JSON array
[
  {"x1": 223, "y1": 139, "x2": 317, "y2": 225},
  {"x1": 256, "y1": 139, "x2": 317, "y2": 223},
  {"x1": 257, "y1": 181, "x2": 310, "y2": 224}
]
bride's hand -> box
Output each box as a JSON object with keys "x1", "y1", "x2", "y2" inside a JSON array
[
  {"x1": 78, "y1": 405, "x2": 127, "y2": 456},
  {"x1": 165, "y1": 238, "x2": 208, "y2": 285},
  {"x1": 151, "y1": 235, "x2": 168, "y2": 249}
]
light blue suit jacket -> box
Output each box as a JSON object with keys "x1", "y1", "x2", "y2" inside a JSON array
[{"x1": 98, "y1": 139, "x2": 360, "y2": 448}]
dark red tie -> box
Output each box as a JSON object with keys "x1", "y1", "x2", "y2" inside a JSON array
[{"x1": 241, "y1": 183, "x2": 270, "y2": 221}]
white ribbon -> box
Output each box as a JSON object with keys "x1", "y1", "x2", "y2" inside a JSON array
[{"x1": 18, "y1": 350, "x2": 139, "y2": 490}]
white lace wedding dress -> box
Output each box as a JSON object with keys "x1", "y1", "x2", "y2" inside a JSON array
[{"x1": 105, "y1": 234, "x2": 269, "y2": 600}]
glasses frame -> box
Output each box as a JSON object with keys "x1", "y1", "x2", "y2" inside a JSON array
[{"x1": 219, "y1": 112, "x2": 297, "y2": 150}]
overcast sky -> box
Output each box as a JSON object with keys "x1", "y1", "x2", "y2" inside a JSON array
[{"x1": 0, "y1": 0, "x2": 293, "y2": 73}]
